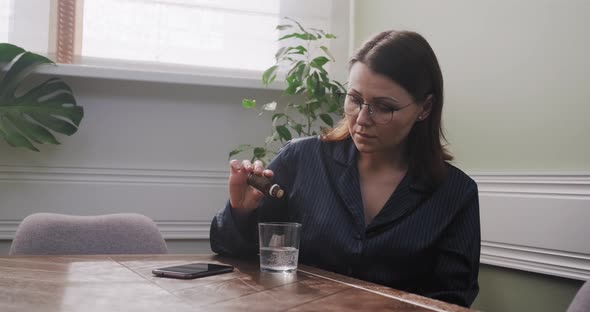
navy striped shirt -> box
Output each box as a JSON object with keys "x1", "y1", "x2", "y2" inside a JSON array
[{"x1": 210, "y1": 136, "x2": 480, "y2": 307}]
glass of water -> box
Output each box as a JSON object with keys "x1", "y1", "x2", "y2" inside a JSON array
[{"x1": 258, "y1": 222, "x2": 302, "y2": 273}]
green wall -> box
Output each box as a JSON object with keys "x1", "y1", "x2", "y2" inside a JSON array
[
  {"x1": 352, "y1": 0, "x2": 590, "y2": 172},
  {"x1": 474, "y1": 265, "x2": 582, "y2": 312}
]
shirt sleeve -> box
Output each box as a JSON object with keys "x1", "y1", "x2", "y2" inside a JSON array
[
  {"x1": 209, "y1": 141, "x2": 293, "y2": 257},
  {"x1": 422, "y1": 182, "x2": 481, "y2": 307}
]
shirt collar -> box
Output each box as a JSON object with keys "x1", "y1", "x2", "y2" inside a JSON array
[{"x1": 330, "y1": 137, "x2": 433, "y2": 193}]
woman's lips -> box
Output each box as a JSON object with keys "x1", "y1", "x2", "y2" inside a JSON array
[{"x1": 355, "y1": 132, "x2": 376, "y2": 139}]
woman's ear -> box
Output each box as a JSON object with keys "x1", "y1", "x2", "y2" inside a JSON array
[{"x1": 417, "y1": 94, "x2": 434, "y2": 121}]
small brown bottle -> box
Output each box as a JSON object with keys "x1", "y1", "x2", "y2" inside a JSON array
[{"x1": 247, "y1": 173, "x2": 284, "y2": 198}]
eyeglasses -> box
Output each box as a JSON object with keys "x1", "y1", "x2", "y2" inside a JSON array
[{"x1": 343, "y1": 93, "x2": 413, "y2": 125}]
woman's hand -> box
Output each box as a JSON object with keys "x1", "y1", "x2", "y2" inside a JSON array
[{"x1": 228, "y1": 159, "x2": 274, "y2": 214}]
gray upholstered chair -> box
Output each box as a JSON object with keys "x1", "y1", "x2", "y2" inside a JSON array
[
  {"x1": 568, "y1": 281, "x2": 590, "y2": 312},
  {"x1": 9, "y1": 213, "x2": 168, "y2": 255}
]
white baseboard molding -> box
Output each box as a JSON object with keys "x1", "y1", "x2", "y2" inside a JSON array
[
  {"x1": 157, "y1": 221, "x2": 211, "y2": 240},
  {"x1": 481, "y1": 241, "x2": 590, "y2": 281},
  {"x1": 0, "y1": 220, "x2": 211, "y2": 240},
  {"x1": 0, "y1": 165, "x2": 228, "y2": 186},
  {"x1": 473, "y1": 173, "x2": 590, "y2": 197},
  {"x1": 0, "y1": 221, "x2": 19, "y2": 241},
  {"x1": 473, "y1": 173, "x2": 590, "y2": 281}
]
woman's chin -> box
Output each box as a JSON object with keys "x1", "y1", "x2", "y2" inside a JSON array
[{"x1": 353, "y1": 141, "x2": 378, "y2": 153}]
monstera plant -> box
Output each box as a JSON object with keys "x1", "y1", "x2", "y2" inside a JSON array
[{"x1": 0, "y1": 43, "x2": 83, "y2": 151}]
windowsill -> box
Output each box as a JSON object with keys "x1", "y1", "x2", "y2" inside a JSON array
[{"x1": 34, "y1": 56, "x2": 285, "y2": 91}]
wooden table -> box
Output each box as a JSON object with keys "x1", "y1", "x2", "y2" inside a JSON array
[{"x1": 0, "y1": 254, "x2": 473, "y2": 312}]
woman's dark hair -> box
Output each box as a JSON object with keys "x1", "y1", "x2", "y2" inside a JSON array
[{"x1": 322, "y1": 30, "x2": 452, "y2": 187}]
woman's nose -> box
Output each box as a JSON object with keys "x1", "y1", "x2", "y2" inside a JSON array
[{"x1": 356, "y1": 104, "x2": 373, "y2": 126}]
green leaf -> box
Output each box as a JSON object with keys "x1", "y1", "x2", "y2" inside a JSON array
[
  {"x1": 277, "y1": 33, "x2": 296, "y2": 41},
  {"x1": 276, "y1": 125, "x2": 292, "y2": 141},
  {"x1": 242, "y1": 99, "x2": 256, "y2": 109},
  {"x1": 284, "y1": 73, "x2": 301, "y2": 95},
  {"x1": 310, "y1": 28, "x2": 326, "y2": 39},
  {"x1": 286, "y1": 45, "x2": 307, "y2": 55},
  {"x1": 27, "y1": 113, "x2": 77, "y2": 135},
  {"x1": 291, "y1": 123, "x2": 303, "y2": 135},
  {"x1": 285, "y1": 17, "x2": 308, "y2": 34},
  {"x1": 295, "y1": 62, "x2": 307, "y2": 82},
  {"x1": 319, "y1": 72, "x2": 330, "y2": 85},
  {"x1": 319, "y1": 113, "x2": 334, "y2": 127},
  {"x1": 228, "y1": 149, "x2": 241, "y2": 158},
  {"x1": 278, "y1": 32, "x2": 317, "y2": 41},
  {"x1": 276, "y1": 24, "x2": 293, "y2": 31},
  {"x1": 325, "y1": 34, "x2": 337, "y2": 39},
  {"x1": 302, "y1": 64, "x2": 311, "y2": 80},
  {"x1": 0, "y1": 46, "x2": 83, "y2": 151},
  {"x1": 311, "y1": 56, "x2": 330, "y2": 69},
  {"x1": 305, "y1": 74, "x2": 318, "y2": 97},
  {"x1": 313, "y1": 73, "x2": 325, "y2": 98},
  {"x1": 286, "y1": 60, "x2": 304, "y2": 80},
  {"x1": 0, "y1": 52, "x2": 54, "y2": 99},
  {"x1": 0, "y1": 116, "x2": 38, "y2": 151},
  {"x1": 262, "y1": 65, "x2": 278, "y2": 86},
  {"x1": 228, "y1": 144, "x2": 253, "y2": 159},
  {"x1": 35, "y1": 93, "x2": 83, "y2": 125},
  {"x1": 272, "y1": 113, "x2": 285, "y2": 126},
  {"x1": 320, "y1": 46, "x2": 335, "y2": 61},
  {"x1": 5, "y1": 113, "x2": 59, "y2": 144},
  {"x1": 253, "y1": 147, "x2": 266, "y2": 159},
  {"x1": 0, "y1": 43, "x2": 25, "y2": 63},
  {"x1": 19, "y1": 78, "x2": 73, "y2": 103},
  {"x1": 275, "y1": 46, "x2": 287, "y2": 61},
  {"x1": 294, "y1": 85, "x2": 306, "y2": 95}
]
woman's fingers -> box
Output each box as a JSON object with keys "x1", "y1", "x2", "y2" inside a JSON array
[
  {"x1": 228, "y1": 159, "x2": 276, "y2": 210},
  {"x1": 242, "y1": 160, "x2": 253, "y2": 173},
  {"x1": 253, "y1": 160, "x2": 264, "y2": 175},
  {"x1": 263, "y1": 169, "x2": 274, "y2": 178},
  {"x1": 229, "y1": 159, "x2": 242, "y2": 174},
  {"x1": 230, "y1": 159, "x2": 273, "y2": 177}
]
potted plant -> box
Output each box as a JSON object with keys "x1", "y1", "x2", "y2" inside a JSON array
[
  {"x1": 229, "y1": 18, "x2": 346, "y2": 164},
  {"x1": 0, "y1": 43, "x2": 83, "y2": 151}
]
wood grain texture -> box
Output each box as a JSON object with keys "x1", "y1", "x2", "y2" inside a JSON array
[{"x1": 0, "y1": 254, "x2": 475, "y2": 312}]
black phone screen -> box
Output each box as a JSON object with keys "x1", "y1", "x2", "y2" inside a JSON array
[{"x1": 152, "y1": 263, "x2": 234, "y2": 279}]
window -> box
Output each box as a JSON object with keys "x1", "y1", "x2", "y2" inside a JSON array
[
  {"x1": 0, "y1": 0, "x2": 12, "y2": 43},
  {"x1": 1, "y1": 0, "x2": 349, "y2": 76},
  {"x1": 82, "y1": 0, "x2": 280, "y2": 71},
  {"x1": 1, "y1": 0, "x2": 53, "y2": 55}
]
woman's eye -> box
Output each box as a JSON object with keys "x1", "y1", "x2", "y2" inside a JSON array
[
  {"x1": 351, "y1": 97, "x2": 364, "y2": 104},
  {"x1": 374, "y1": 103, "x2": 396, "y2": 113}
]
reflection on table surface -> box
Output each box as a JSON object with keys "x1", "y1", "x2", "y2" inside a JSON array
[{"x1": 0, "y1": 254, "x2": 474, "y2": 312}]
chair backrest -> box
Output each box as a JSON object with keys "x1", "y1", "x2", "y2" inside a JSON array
[
  {"x1": 568, "y1": 281, "x2": 590, "y2": 312},
  {"x1": 9, "y1": 213, "x2": 168, "y2": 255}
]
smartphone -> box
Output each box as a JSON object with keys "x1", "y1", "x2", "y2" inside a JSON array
[{"x1": 152, "y1": 263, "x2": 234, "y2": 279}]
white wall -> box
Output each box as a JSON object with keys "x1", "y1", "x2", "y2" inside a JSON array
[{"x1": 0, "y1": 72, "x2": 281, "y2": 254}]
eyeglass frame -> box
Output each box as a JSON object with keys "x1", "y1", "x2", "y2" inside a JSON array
[{"x1": 342, "y1": 92, "x2": 414, "y2": 125}]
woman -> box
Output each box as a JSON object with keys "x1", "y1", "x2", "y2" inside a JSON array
[{"x1": 210, "y1": 30, "x2": 480, "y2": 307}]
